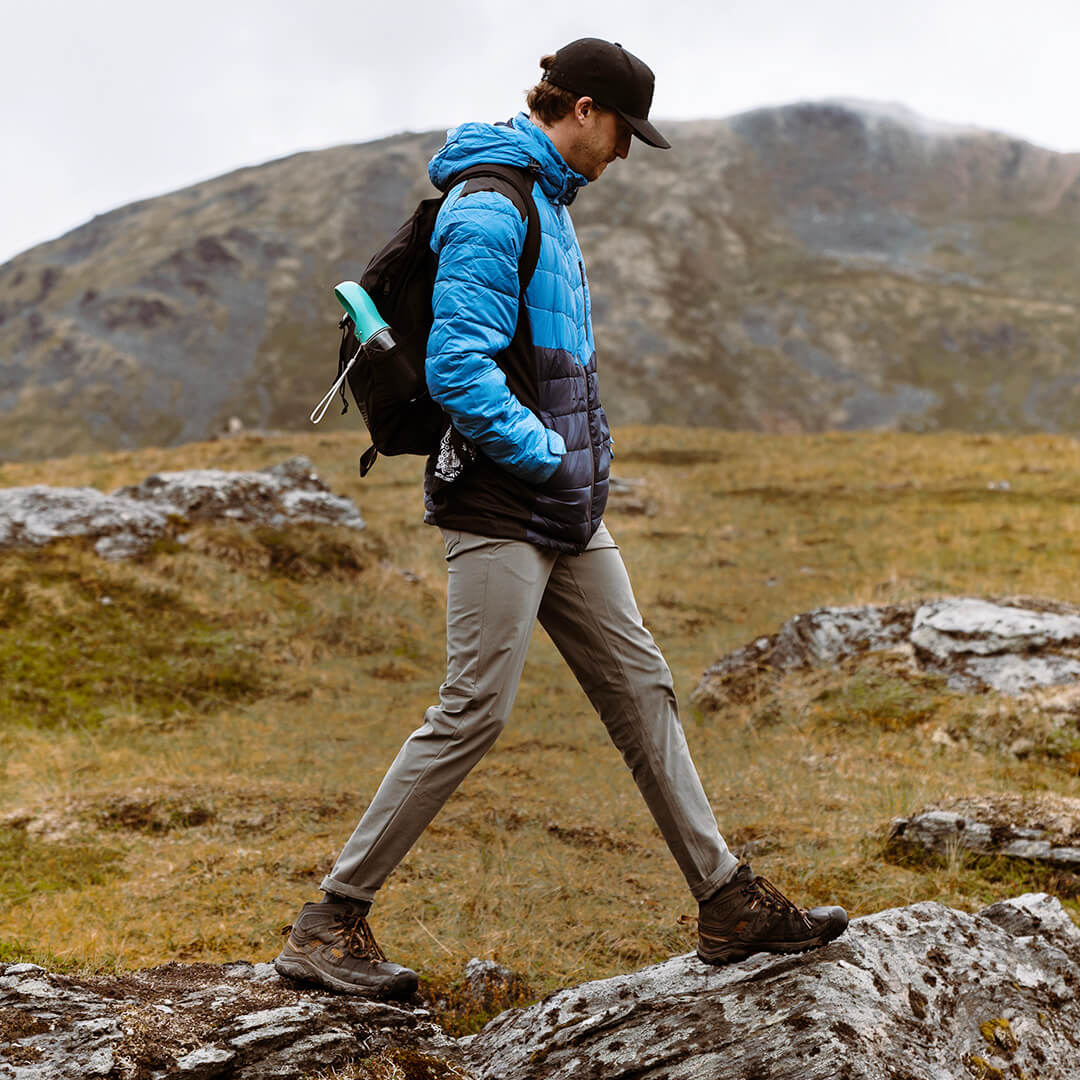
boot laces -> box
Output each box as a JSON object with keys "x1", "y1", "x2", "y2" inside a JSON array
[
  {"x1": 745, "y1": 874, "x2": 814, "y2": 931},
  {"x1": 333, "y1": 913, "x2": 388, "y2": 962}
]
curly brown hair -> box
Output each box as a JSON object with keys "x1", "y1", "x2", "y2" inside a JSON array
[{"x1": 525, "y1": 54, "x2": 580, "y2": 125}]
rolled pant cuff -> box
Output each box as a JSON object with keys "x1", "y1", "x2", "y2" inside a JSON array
[
  {"x1": 690, "y1": 854, "x2": 740, "y2": 902},
  {"x1": 319, "y1": 876, "x2": 376, "y2": 904}
]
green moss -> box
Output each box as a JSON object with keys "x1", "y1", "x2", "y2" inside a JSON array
[
  {"x1": 415, "y1": 971, "x2": 535, "y2": 1038},
  {"x1": 252, "y1": 527, "x2": 376, "y2": 579},
  {"x1": 0, "y1": 550, "x2": 264, "y2": 729},
  {"x1": 0, "y1": 827, "x2": 125, "y2": 906},
  {"x1": 883, "y1": 837, "x2": 1080, "y2": 902},
  {"x1": 809, "y1": 669, "x2": 946, "y2": 730},
  {"x1": 1044, "y1": 726, "x2": 1080, "y2": 766},
  {"x1": 95, "y1": 794, "x2": 215, "y2": 834},
  {"x1": 187, "y1": 523, "x2": 381, "y2": 581},
  {"x1": 326, "y1": 1047, "x2": 466, "y2": 1080}
]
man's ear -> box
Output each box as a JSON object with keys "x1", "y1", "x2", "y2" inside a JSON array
[{"x1": 574, "y1": 96, "x2": 595, "y2": 123}]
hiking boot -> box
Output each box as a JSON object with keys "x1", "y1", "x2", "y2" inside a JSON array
[
  {"x1": 696, "y1": 864, "x2": 848, "y2": 966},
  {"x1": 274, "y1": 900, "x2": 418, "y2": 999}
]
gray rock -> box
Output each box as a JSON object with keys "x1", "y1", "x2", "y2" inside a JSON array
[
  {"x1": 0, "y1": 456, "x2": 363, "y2": 560},
  {"x1": 692, "y1": 596, "x2": 1080, "y2": 709},
  {"x1": 891, "y1": 794, "x2": 1080, "y2": 875},
  {"x1": 0, "y1": 484, "x2": 179, "y2": 559},
  {"x1": 463, "y1": 893, "x2": 1080, "y2": 1080},
  {"x1": 0, "y1": 959, "x2": 457, "y2": 1079},
  {"x1": 1001, "y1": 838, "x2": 1053, "y2": 860},
  {"x1": 912, "y1": 597, "x2": 1080, "y2": 692},
  {"x1": 222, "y1": 1003, "x2": 322, "y2": 1049},
  {"x1": 691, "y1": 603, "x2": 914, "y2": 708},
  {"x1": 173, "y1": 1045, "x2": 237, "y2": 1078},
  {"x1": 912, "y1": 598, "x2": 1080, "y2": 657},
  {"x1": 774, "y1": 604, "x2": 913, "y2": 668},
  {"x1": 889, "y1": 808, "x2": 994, "y2": 856},
  {"x1": 83, "y1": 1047, "x2": 115, "y2": 1076},
  {"x1": 979, "y1": 891, "x2": 1080, "y2": 955},
  {"x1": 1048, "y1": 846, "x2": 1080, "y2": 867}
]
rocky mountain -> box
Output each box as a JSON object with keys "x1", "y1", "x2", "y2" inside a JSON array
[{"x1": 2, "y1": 101, "x2": 1079, "y2": 461}]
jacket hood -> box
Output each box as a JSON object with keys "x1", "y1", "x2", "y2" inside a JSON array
[{"x1": 428, "y1": 113, "x2": 587, "y2": 206}]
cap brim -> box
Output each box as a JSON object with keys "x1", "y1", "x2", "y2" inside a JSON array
[{"x1": 620, "y1": 112, "x2": 671, "y2": 150}]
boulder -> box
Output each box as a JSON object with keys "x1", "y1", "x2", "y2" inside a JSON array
[
  {"x1": 0, "y1": 485, "x2": 181, "y2": 560},
  {"x1": 0, "y1": 456, "x2": 363, "y2": 560},
  {"x1": 691, "y1": 597, "x2": 1080, "y2": 709},
  {"x1": 462, "y1": 893, "x2": 1080, "y2": 1080},
  {"x1": 891, "y1": 793, "x2": 1080, "y2": 872},
  {"x1": 5, "y1": 895, "x2": 1080, "y2": 1079},
  {"x1": 911, "y1": 598, "x2": 1080, "y2": 694}
]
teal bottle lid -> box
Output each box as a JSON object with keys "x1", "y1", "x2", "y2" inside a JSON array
[{"x1": 334, "y1": 281, "x2": 390, "y2": 343}]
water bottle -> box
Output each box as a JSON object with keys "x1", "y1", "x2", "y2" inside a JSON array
[{"x1": 311, "y1": 281, "x2": 415, "y2": 423}]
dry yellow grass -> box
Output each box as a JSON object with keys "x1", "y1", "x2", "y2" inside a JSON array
[{"x1": 3, "y1": 426, "x2": 1080, "y2": 1025}]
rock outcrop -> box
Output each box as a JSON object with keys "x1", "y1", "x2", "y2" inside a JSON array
[
  {"x1": 463, "y1": 892, "x2": 1080, "y2": 1080},
  {"x1": 0, "y1": 958, "x2": 457, "y2": 1079},
  {"x1": 691, "y1": 596, "x2": 1080, "y2": 709},
  {"x1": 5, "y1": 894, "x2": 1080, "y2": 1079},
  {"x1": 0, "y1": 456, "x2": 364, "y2": 559},
  {"x1": 892, "y1": 793, "x2": 1080, "y2": 872}
]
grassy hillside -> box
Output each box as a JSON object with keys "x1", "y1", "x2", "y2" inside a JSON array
[{"x1": 3, "y1": 426, "x2": 1080, "y2": 1033}]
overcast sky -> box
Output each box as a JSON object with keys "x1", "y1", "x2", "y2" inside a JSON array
[{"x1": 4, "y1": 0, "x2": 1077, "y2": 266}]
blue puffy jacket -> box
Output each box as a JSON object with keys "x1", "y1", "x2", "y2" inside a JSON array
[{"x1": 423, "y1": 113, "x2": 611, "y2": 553}]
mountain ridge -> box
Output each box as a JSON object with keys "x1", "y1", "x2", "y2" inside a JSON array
[{"x1": 3, "y1": 100, "x2": 1079, "y2": 461}]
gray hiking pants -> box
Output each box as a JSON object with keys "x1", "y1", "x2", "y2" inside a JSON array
[{"x1": 321, "y1": 522, "x2": 738, "y2": 904}]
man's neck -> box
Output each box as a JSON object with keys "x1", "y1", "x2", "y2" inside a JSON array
[{"x1": 528, "y1": 112, "x2": 573, "y2": 167}]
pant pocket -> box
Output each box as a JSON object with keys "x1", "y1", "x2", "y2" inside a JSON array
[{"x1": 441, "y1": 529, "x2": 462, "y2": 559}]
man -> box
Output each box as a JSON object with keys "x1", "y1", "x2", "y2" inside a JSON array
[{"x1": 275, "y1": 38, "x2": 848, "y2": 999}]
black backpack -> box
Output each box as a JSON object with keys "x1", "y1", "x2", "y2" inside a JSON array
[{"x1": 314, "y1": 163, "x2": 542, "y2": 476}]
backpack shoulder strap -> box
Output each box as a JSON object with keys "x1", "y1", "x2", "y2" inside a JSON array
[{"x1": 450, "y1": 164, "x2": 541, "y2": 294}]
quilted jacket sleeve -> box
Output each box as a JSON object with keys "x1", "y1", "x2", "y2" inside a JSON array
[{"x1": 426, "y1": 185, "x2": 564, "y2": 485}]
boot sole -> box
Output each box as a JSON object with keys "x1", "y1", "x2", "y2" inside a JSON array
[
  {"x1": 274, "y1": 951, "x2": 418, "y2": 1000},
  {"x1": 697, "y1": 921, "x2": 848, "y2": 966}
]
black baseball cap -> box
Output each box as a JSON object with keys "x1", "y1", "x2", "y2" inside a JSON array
[{"x1": 542, "y1": 38, "x2": 671, "y2": 150}]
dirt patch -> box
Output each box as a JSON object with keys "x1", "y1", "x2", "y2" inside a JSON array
[
  {"x1": 0, "y1": 1006, "x2": 51, "y2": 1064},
  {"x1": 495, "y1": 739, "x2": 585, "y2": 755},
  {"x1": 96, "y1": 791, "x2": 216, "y2": 834},
  {"x1": 65, "y1": 961, "x2": 292, "y2": 1005},
  {"x1": 3, "y1": 786, "x2": 360, "y2": 844},
  {"x1": 545, "y1": 822, "x2": 643, "y2": 854},
  {"x1": 63, "y1": 962, "x2": 301, "y2": 1077}
]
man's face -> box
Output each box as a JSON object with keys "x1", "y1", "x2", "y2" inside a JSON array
[{"x1": 567, "y1": 102, "x2": 633, "y2": 182}]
